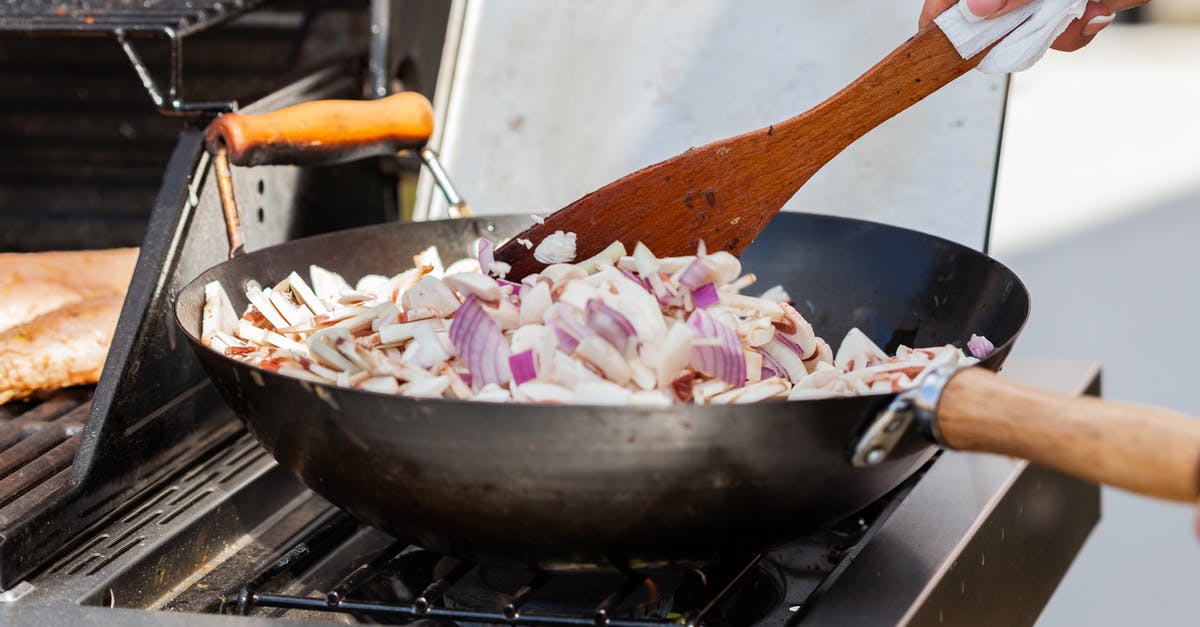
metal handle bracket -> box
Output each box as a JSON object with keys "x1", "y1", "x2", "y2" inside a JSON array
[{"x1": 851, "y1": 365, "x2": 962, "y2": 466}]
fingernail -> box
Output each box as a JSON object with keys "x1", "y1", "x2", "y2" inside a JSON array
[
  {"x1": 1082, "y1": 12, "x2": 1116, "y2": 37},
  {"x1": 964, "y1": 0, "x2": 1006, "y2": 21}
]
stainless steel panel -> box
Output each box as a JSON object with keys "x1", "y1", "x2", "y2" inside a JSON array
[{"x1": 417, "y1": 0, "x2": 1008, "y2": 250}]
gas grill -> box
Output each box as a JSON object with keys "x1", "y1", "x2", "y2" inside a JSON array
[{"x1": 0, "y1": 2, "x2": 1099, "y2": 625}]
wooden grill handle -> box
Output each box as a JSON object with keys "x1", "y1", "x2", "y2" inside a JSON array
[
  {"x1": 204, "y1": 92, "x2": 435, "y2": 167},
  {"x1": 937, "y1": 368, "x2": 1200, "y2": 502}
]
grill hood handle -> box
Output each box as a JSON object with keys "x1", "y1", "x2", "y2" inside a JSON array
[
  {"x1": 202, "y1": 92, "x2": 471, "y2": 258},
  {"x1": 204, "y1": 92, "x2": 434, "y2": 167}
]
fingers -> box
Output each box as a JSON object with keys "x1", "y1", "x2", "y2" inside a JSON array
[
  {"x1": 920, "y1": 0, "x2": 1039, "y2": 27},
  {"x1": 920, "y1": 0, "x2": 1150, "y2": 52},
  {"x1": 1050, "y1": 0, "x2": 1150, "y2": 52},
  {"x1": 920, "y1": 1, "x2": 958, "y2": 27},
  {"x1": 1051, "y1": 2, "x2": 1115, "y2": 51}
]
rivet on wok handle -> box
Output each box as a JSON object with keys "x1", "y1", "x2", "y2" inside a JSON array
[{"x1": 851, "y1": 365, "x2": 959, "y2": 467}]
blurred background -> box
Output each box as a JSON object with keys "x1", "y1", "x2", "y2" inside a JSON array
[{"x1": 994, "y1": 3, "x2": 1200, "y2": 625}]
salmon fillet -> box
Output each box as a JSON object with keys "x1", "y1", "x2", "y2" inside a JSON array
[
  {"x1": 0, "y1": 296, "x2": 123, "y2": 405},
  {"x1": 0, "y1": 248, "x2": 138, "y2": 333}
]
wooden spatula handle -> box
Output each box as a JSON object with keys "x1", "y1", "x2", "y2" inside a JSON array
[
  {"x1": 937, "y1": 368, "x2": 1200, "y2": 502},
  {"x1": 205, "y1": 92, "x2": 434, "y2": 167}
]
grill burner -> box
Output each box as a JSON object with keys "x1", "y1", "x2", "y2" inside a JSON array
[{"x1": 212, "y1": 478, "x2": 909, "y2": 626}]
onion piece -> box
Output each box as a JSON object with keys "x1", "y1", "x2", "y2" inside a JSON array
[
  {"x1": 656, "y1": 323, "x2": 694, "y2": 388},
  {"x1": 448, "y1": 296, "x2": 511, "y2": 390},
  {"x1": 509, "y1": 350, "x2": 538, "y2": 385},
  {"x1": 692, "y1": 283, "x2": 719, "y2": 309},
  {"x1": 576, "y1": 241, "x2": 626, "y2": 274},
  {"x1": 475, "y1": 238, "x2": 495, "y2": 276},
  {"x1": 687, "y1": 309, "x2": 746, "y2": 386},
  {"x1": 967, "y1": 334, "x2": 995, "y2": 360},
  {"x1": 759, "y1": 285, "x2": 791, "y2": 304},
  {"x1": 775, "y1": 335, "x2": 810, "y2": 360},
  {"x1": 586, "y1": 298, "x2": 638, "y2": 358},
  {"x1": 620, "y1": 268, "x2": 652, "y2": 293},
  {"x1": 534, "y1": 231, "x2": 577, "y2": 264},
  {"x1": 574, "y1": 336, "x2": 633, "y2": 385},
  {"x1": 677, "y1": 258, "x2": 712, "y2": 291},
  {"x1": 498, "y1": 279, "x2": 523, "y2": 295}
]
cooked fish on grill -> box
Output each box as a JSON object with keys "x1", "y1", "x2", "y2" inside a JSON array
[
  {"x1": 0, "y1": 248, "x2": 138, "y2": 333},
  {"x1": 0, "y1": 296, "x2": 124, "y2": 405}
]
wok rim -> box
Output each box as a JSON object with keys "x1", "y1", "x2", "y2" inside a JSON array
[{"x1": 173, "y1": 212, "x2": 1029, "y2": 415}]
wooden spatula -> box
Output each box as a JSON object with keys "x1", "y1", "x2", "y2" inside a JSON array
[{"x1": 495, "y1": 20, "x2": 991, "y2": 279}]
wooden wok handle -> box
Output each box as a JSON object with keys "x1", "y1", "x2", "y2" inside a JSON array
[
  {"x1": 936, "y1": 368, "x2": 1200, "y2": 502},
  {"x1": 204, "y1": 92, "x2": 434, "y2": 167}
]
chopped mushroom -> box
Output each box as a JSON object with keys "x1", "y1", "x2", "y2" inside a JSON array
[{"x1": 202, "y1": 240, "x2": 986, "y2": 403}]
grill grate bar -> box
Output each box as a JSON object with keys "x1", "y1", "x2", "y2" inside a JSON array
[
  {"x1": 0, "y1": 0, "x2": 262, "y2": 36},
  {"x1": 0, "y1": 466, "x2": 71, "y2": 527},
  {"x1": 0, "y1": 439, "x2": 79, "y2": 510},
  {"x1": 0, "y1": 389, "x2": 92, "y2": 526}
]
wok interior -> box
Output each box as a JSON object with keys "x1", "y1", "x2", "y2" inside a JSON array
[
  {"x1": 179, "y1": 212, "x2": 1027, "y2": 362},
  {"x1": 176, "y1": 212, "x2": 1029, "y2": 568}
]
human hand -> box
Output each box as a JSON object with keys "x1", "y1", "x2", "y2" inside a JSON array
[{"x1": 919, "y1": 0, "x2": 1150, "y2": 51}]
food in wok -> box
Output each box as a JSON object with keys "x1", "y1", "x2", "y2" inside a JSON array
[{"x1": 200, "y1": 237, "x2": 989, "y2": 404}]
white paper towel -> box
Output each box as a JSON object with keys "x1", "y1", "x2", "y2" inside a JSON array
[{"x1": 935, "y1": 0, "x2": 1089, "y2": 73}]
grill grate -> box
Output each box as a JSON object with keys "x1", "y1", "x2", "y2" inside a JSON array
[
  {"x1": 0, "y1": 1, "x2": 264, "y2": 36},
  {"x1": 0, "y1": 388, "x2": 91, "y2": 527},
  {"x1": 0, "y1": 0, "x2": 269, "y2": 114}
]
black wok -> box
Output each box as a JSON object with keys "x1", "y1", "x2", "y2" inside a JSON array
[
  {"x1": 181, "y1": 91, "x2": 1200, "y2": 570},
  {"x1": 177, "y1": 212, "x2": 1033, "y2": 569}
]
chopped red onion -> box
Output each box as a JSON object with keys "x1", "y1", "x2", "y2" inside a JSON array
[
  {"x1": 756, "y1": 347, "x2": 786, "y2": 379},
  {"x1": 621, "y1": 268, "x2": 652, "y2": 292},
  {"x1": 655, "y1": 284, "x2": 684, "y2": 309},
  {"x1": 692, "y1": 282, "x2": 719, "y2": 309},
  {"x1": 475, "y1": 239, "x2": 495, "y2": 276},
  {"x1": 448, "y1": 295, "x2": 511, "y2": 389},
  {"x1": 586, "y1": 298, "x2": 638, "y2": 357},
  {"x1": 775, "y1": 335, "x2": 809, "y2": 360},
  {"x1": 678, "y1": 258, "x2": 712, "y2": 290},
  {"x1": 760, "y1": 366, "x2": 780, "y2": 380},
  {"x1": 547, "y1": 303, "x2": 591, "y2": 353},
  {"x1": 497, "y1": 278, "x2": 523, "y2": 295},
  {"x1": 687, "y1": 309, "x2": 746, "y2": 386},
  {"x1": 967, "y1": 334, "x2": 994, "y2": 359},
  {"x1": 508, "y1": 349, "x2": 538, "y2": 385}
]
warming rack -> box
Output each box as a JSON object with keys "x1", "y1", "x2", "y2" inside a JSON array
[{"x1": 0, "y1": 0, "x2": 265, "y2": 114}]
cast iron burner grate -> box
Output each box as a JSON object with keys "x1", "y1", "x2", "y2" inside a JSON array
[{"x1": 215, "y1": 476, "x2": 917, "y2": 626}]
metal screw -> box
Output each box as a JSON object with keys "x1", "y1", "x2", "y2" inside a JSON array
[{"x1": 865, "y1": 447, "x2": 887, "y2": 465}]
